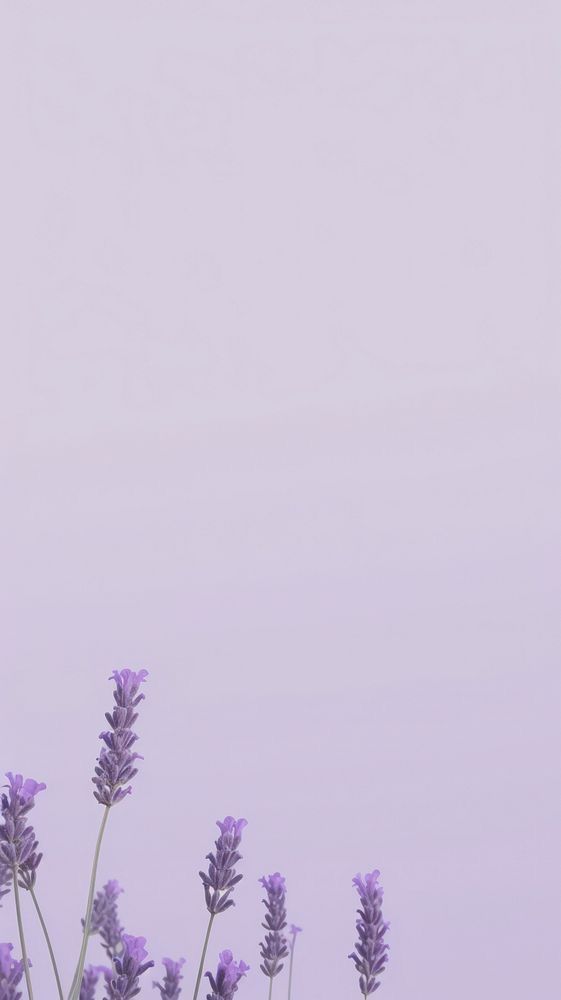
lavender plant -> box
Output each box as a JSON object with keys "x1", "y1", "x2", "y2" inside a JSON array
[
  {"x1": 0, "y1": 668, "x2": 391, "y2": 1000},
  {"x1": 153, "y1": 958, "x2": 185, "y2": 999},
  {"x1": 348, "y1": 871, "x2": 389, "y2": 997},
  {"x1": 259, "y1": 874, "x2": 288, "y2": 1000},
  {"x1": 286, "y1": 925, "x2": 301, "y2": 1000}
]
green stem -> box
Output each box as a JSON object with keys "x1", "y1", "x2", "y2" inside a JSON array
[
  {"x1": 287, "y1": 945, "x2": 295, "y2": 1000},
  {"x1": 268, "y1": 976, "x2": 274, "y2": 1000},
  {"x1": 13, "y1": 868, "x2": 33, "y2": 1000},
  {"x1": 30, "y1": 886, "x2": 64, "y2": 1000},
  {"x1": 68, "y1": 805, "x2": 110, "y2": 1000},
  {"x1": 192, "y1": 912, "x2": 215, "y2": 1000}
]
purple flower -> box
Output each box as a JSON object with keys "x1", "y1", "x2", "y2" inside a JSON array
[
  {"x1": 104, "y1": 934, "x2": 154, "y2": 999},
  {"x1": 0, "y1": 943, "x2": 25, "y2": 1000},
  {"x1": 288, "y1": 925, "x2": 302, "y2": 951},
  {"x1": 93, "y1": 670, "x2": 148, "y2": 807},
  {"x1": 80, "y1": 965, "x2": 111, "y2": 1000},
  {"x1": 348, "y1": 871, "x2": 389, "y2": 997},
  {"x1": 199, "y1": 817, "x2": 247, "y2": 915},
  {"x1": 86, "y1": 880, "x2": 124, "y2": 960},
  {"x1": 0, "y1": 864, "x2": 12, "y2": 907},
  {"x1": 205, "y1": 951, "x2": 248, "y2": 1000},
  {"x1": 259, "y1": 873, "x2": 288, "y2": 980},
  {"x1": 153, "y1": 957, "x2": 185, "y2": 999},
  {"x1": 0, "y1": 773, "x2": 46, "y2": 889}
]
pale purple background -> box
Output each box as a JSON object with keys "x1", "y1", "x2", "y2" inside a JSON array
[{"x1": 0, "y1": 2, "x2": 560, "y2": 998}]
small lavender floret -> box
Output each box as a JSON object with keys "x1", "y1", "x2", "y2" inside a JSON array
[
  {"x1": 86, "y1": 880, "x2": 124, "y2": 960},
  {"x1": 0, "y1": 942, "x2": 25, "y2": 1000},
  {"x1": 348, "y1": 871, "x2": 389, "y2": 997},
  {"x1": 205, "y1": 950, "x2": 248, "y2": 1000},
  {"x1": 104, "y1": 934, "x2": 154, "y2": 999},
  {"x1": 0, "y1": 864, "x2": 12, "y2": 907},
  {"x1": 80, "y1": 965, "x2": 112, "y2": 1000},
  {"x1": 0, "y1": 774, "x2": 46, "y2": 890},
  {"x1": 288, "y1": 925, "x2": 302, "y2": 950},
  {"x1": 93, "y1": 669, "x2": 148, "y2": 807},
  {"x1": 199, "y1": 817, "x2": 247, "y2": 915},
  {"x1": 153, "y1": 957, "x2": 185, "y2": 999},
  {"x1": 259, "y1": 873, "x2": 288, "y2": 980}
]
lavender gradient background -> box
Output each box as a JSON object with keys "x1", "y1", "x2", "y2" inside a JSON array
[{"x1": 1, "y1": 3, "x2": 560, "y2": 998}]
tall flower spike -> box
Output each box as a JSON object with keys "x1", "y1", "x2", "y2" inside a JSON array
[
  {"x1": 86, "y1": 880, "x2": 124, "y2": 960},
  {"x1": 93, "y1": 669, "x2": 148, "y2": 807},
  {"x1": 0, "y1": 774, "x2": 46, "y2": 888},
  {"x1": 205, "y1": 951, "x2": 249, "y2": 1000},
  {"x1": 104, "y1": 934, "x2": 154, "y2": 1000},
  {"x1": 153, "y1": 957, "x2": 185, "y2": 999},
  {"x1": 259, "y1": 873, "x2": 289, "y2": 982},
  {"x1": 199, "y1": 817, "x2": 247, "y2": 915},
  {"x1": 0, "y1": 943, "x2": 25, "y2": 1000},
  {"x1": 348, "y1": 871, "x2": 389, "y2": 997},
  {"x1": 80, "y1": 965, "x2": 111, "y2": 1000}
]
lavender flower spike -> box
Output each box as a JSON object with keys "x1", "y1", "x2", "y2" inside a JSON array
[
  {"x1": 348, "y1": 871, "x2": 389, "y2": 997},
  {"x1": 153, "y1": 957, "x2": 185, "y2": 999},
  {"x1": 259, "y1": 873, "x2": 289, "y2": 986},
  {"x1": 93, "y1": 669, "x2": 148, "y2": 807},
  {"x1": 0, "y1": 773, "x2": 46, "y2": 888},
  {"x1": 199, "y1": 817, "x2": 247, "y2": 915},
  {"x1": 0, "y1": 943, "x2": 25, "y2": 1000},
  {"x1": 80, "y1": 965, "x2": 111, "y2": 1000},
  {"x1": 104, "y1": 934, "x2": 154, "y2": 999},
  {"x1": 86, "y1": 880, "x2": 124, "y2": 960},
  {"x1": 205, "y1": 951, "x2": 249, "y2": 1000}
]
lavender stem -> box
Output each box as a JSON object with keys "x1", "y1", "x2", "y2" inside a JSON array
[
  {"x1": 192, "y1": 912, "x2": 215, "y2": 1000},
  {"x1": 268, "y1": 978, "x2": 273, "y2": 1000},
  {"x1": 29, "y1": 885, "x2": 64, "y2": 1000},
  {"x1": 68, "y1": 804, "x2": 110, "y2": 1000},
  {"x1": 287, "y1": 950, "x2": 294, "y2": 1000},
  {"x1": 13, "y1": 866, "x2": 34, "y2": 1000}
]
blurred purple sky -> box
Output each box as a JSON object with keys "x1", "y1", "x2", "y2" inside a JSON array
[{"x1": 0, "y1": 3, "x2": 560, "y2": 998}]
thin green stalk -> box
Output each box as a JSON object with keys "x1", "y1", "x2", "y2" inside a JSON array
[
  {"x1": 287, "y1": 945, "x2": 295, "y2": 1000},
  {"x1": 268, "y1": 976, "x2": 274, "y2": 1000},
  {"x1": 13, "y1": 868, "x2": 34, "y2": 1000},
  {"x1": 30, "y1": 886, "x2": 64, "y2": 1000},
  {"x1": 68, "y1": 805, "x2": 110, "y2": 1000},
  {"x1": 192, "y1": 912, "x2": 215, "y2": 1000}
]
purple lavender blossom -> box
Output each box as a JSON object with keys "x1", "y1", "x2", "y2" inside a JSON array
[
  {"x1": 259, "y1": 873, "x2": 288, "y2": 981},
  {"x1": 86, "y1": 880, "x2": 124, "y2": 960},
  {"x1": 288, "y1": 925, "x2": 302, "y2": 950},
  {"x1": 153, "y1": 957, "x2": 185, "y2": 999},
  {"x1": 0, "y1": 774, "x2": 46, "y2": 889},
  {"x1": 104, "y1": 934, "x2": 154, "y2": 1000},
  {"x1": 80, "y1": 965, "x2": 112, "y2": 1000},
  {"x1": 93, "y1": 669, "x2": 148, "y2": 808},
  {"x1": 0, "y1": 864, "x2": 12, "y2": 907},
  {"x1": 199, "y1": 817, "x2": 247, "y2": 915},
  {"x1": 348, "y1": 871, "x2": 389, "y2": 997},
  {"x1": 205, "y1": 951, "x2": 248, "y2": 1000},
  {"x1": 0, "y1": 943, "x2": 25, "y2": 1000}
]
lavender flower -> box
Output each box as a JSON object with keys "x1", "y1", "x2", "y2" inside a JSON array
[
  {"x1": 0, "y1": 773, "x2": 46, "y2": 888},
  {"x1": 199, "y1": 817, "x2": 247, "y2": 915},
  {"x1": 87, "y1": 880, "x2": 124, "y2": 960},
  {"x1": 259, "y1": 873, "x2": 288, "y2": 981},
  {"x1": 348, "y1": 871, "x2": 389, "y2": 997},
  {"x1": 80, "y1": 965, "x2": 111, "y2": 1000},
  {"x1": 153, "y1": 957, "x2": 185, "y2": 999},
  {"x1": 0, "y1": 864, "x2": 12, "y2": 907},
  {"x1": 287, "y1": 925, "x2": 302, "y2": 951},
  {"x1": 0, "y1": 943, "x2": 25, "y2": 1000},
  {"x1": 205, "y1": 951, "x2": 248, "y2": 1000},
  {"x1": 93, "y1": 669, "x2": 148, "y2": 807},
  {"x1": 104, "y1": 934, "x2": 154, "y2": 999}
]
